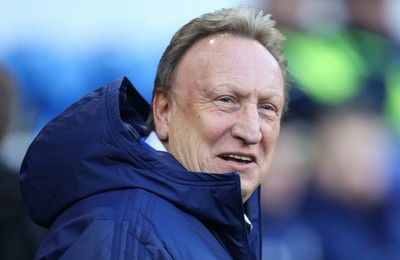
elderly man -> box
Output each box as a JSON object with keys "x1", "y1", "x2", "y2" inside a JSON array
[{"x1": 20, "y1": 6, "x2": 287, "y2": 259}]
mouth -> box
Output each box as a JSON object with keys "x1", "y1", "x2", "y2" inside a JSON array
[{"x1": 219, "y1": 154, "x2": 254, "y2": 164}]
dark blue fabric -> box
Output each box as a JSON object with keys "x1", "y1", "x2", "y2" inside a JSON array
[
  {"x1": 20, "y1": 77, "x2": 262, "y2": 259},
  {"x1": 302, "y1": 188, "x2": 400, "y2": 260}
]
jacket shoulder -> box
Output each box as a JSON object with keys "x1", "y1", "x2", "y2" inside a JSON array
[
  {"x1": 36, "y1": 188, "x2": 231, "y2": 259},
  {"x1": 36, "y1": 188, "x2": 173, "y2": 259}
]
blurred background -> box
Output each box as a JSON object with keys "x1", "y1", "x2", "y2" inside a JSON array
[{"x1": 0, "y1": 0, "x2": 399, "y2": 259}]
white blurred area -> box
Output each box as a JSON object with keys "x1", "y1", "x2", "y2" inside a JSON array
[
  {"x1": 384, "y1": 0, "x2": 400, "y2": 44},
  {"x1": 0, "y1": 0, "x2": 259, "y2": 54}
]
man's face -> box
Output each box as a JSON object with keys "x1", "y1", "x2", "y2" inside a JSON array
[{"x1": 154, "y1": 34, "x2": 284, "y2": 202}]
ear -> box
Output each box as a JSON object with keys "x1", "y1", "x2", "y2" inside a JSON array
[{"x1": 153, "y1": 90, "x2": 170, "y2": 141}]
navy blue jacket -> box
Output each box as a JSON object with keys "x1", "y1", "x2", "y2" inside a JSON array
[{"x1": 20, "y1": 77, "x2": 262, "y2": 259}]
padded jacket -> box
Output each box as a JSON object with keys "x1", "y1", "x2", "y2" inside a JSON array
[{"x1": 20, "y1": 77, "x2": 262, "y2": 259}]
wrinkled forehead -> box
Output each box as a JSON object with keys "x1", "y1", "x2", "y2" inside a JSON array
[{"x1": 172, "y1": 33, "x2": 283, "y2": 89}]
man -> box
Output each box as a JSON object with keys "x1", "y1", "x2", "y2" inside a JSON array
[{"x1": 20, "y1": 6, "x2": 288, "y2": 259}]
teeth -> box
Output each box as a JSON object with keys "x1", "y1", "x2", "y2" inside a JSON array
[{"x1": 224, "y1": 154, "x2": 253, "y2": 162}]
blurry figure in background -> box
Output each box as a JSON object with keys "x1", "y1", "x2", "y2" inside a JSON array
[
  {"x1": 261, "y1": 107, "x2": 400, "y2": 259},
  {"x1": 304, "y1": 108, "x2": 400, "y2": 260},
  {"x1": 263, "y1": 0, "x2": 400, "y2": 131},
  {"x1": 0, "y1": 66, "x2": 46, "y2": 260},
  {"x1": 344, "y1": 0, "x2": 400, "y2": 134},
  {"x1": 261, "y1": 120, "x2": 322, "y2": 260},
  {"x1": 314, "y1": 109, "x2": 391, "y2": 208}
]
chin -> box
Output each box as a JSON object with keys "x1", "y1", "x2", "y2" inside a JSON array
[
  {"x1": 240, "y1": 183, "x2": 258, "y2": 201},
  {"x1": 241, "y1": 193, "x2": 252, "y2": 203},
  {"x1": 240, "y1": 188, "x2": 252, "y2": 201}
]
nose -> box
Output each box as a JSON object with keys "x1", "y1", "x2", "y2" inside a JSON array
[{"x1": 231, "y1": 104, "x2": 262, "y2": 144}]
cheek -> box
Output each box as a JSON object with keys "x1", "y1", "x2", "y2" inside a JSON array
[
  {"x1": 198, "y1": 113, "x2": 234, "y2": 143},
  {"x1": 264, "y1": 120, "x2": 281, "y2": 142},
  {"x1": 261, "y1": 122, "x2": 281, "y2": 159}
]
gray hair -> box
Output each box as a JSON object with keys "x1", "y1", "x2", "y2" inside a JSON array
[{"x1": 146, "y1": 6, "x2": 288, "y2": 132}]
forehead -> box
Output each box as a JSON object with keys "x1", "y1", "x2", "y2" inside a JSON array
[
  {"x1": 173, "y1": 34, "x2": 284, "y2": 95},
  {"x1": 185, "y1": 33, "x2": 276, "y2": 65}
]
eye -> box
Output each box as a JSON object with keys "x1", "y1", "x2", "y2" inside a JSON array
[
  {"x1": 214, "y1": 95, "x2": 239, "y2": 112},
  {"x1": 218, "y1": 96, "x2": 234, "y2": 103},
  {"x1": 260, "y1": 104, "x2": 275, "y2": 111},
  {"x1": 259, "y1": 103, "x2": 279, "y2": 117}
]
